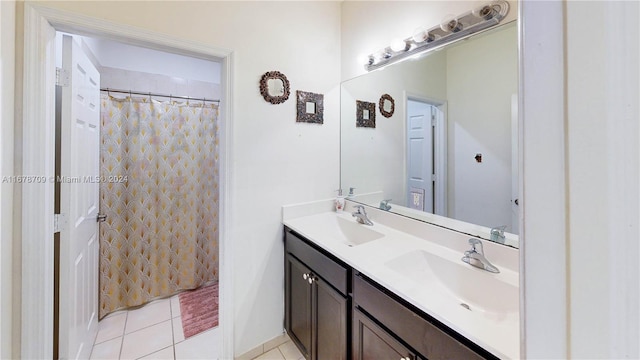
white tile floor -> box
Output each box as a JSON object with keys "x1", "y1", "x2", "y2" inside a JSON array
[{"x1": 90, "y1": 295, "x2": 220, "y2": 359}]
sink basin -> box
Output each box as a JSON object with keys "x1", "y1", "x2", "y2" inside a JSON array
[
  {"x1": 385, "y1": 250, "x2": 518, "y2": 314},
  {"x1": 334, "y1": 216, "x2": 384, "y2": 246},
  {"x1": 287, "y1": 213, "x2": 385, "y2": 247}
]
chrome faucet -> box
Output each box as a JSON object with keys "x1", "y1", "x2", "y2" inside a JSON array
[
  {"x1": 490, "y1": 225, "x2": 507, "y2": 244},
  {"x1": 379, "y1": 199, "x2": 392, "y2": 211},
  {"x1": 462, "y1": 238, "x2": 500, "y2": 273},
  {"x1": 352, "y1": 205, "x2": 373, "y2": 226}
]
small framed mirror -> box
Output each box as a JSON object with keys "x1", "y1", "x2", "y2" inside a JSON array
[
  {"x1": 260, "y1": 71, "x2": 290, "y2": 104},
  {"x1": 379, "y1": 94, "x2": 395, "y2": 118},
  {"x1": 296, "y1": 90, "x2": 324, "y2": 124},
  {"x1": 356, "y1": 100, "x2": 376, "y2": 128}
]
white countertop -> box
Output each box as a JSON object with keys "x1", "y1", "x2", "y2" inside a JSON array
[{"x1": 282, "y1": 201, "x2": 520, "y2": 359}]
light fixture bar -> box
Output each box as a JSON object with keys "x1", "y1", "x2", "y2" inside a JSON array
[{"x1": 364, "y1": 1, "x2": 510, "y2": 72}]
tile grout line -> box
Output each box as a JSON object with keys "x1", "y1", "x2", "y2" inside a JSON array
[
  {"x1": 171, "y1": 296, "x2": 177, "y2": 360},
  {"x1": 122, "y1": 300, "x2": 173, "y2": 336},
  {"x1": 92, "y1": 312, "x2": 127, "y2": 346},
  {"x1": 118, "y1": 310, "x2": 129, "y2": 359}
]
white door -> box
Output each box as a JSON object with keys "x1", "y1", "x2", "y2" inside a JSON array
[
  {"x1": 59, "y1": 35, "x2": 100, "y2": 360},
  {"x1": 407, "y1": 100, "x2": 434, "y2": 213}
]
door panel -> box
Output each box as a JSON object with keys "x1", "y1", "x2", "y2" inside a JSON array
[
  {"x1": 286, "y1": 255, "x2": 313, "y2": 358},
  {"x1": 59, "y1": 34, "x2": 100, "y2": 360},
  {"x1": 407, "y1": 100, "x2": 434, "y2": 213},
  {"x1": 353, "y1": 308, "x2": 417, "y2": 360},
  {"x1": 315, "y1": 277, "x2": 347, "y2": 360}
]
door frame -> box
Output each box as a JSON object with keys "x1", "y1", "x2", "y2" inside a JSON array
[
  {"x1": 403, "y1": 93, "x2": 447, "y2": 217},
  {"x1": 21, "y1": 3, "x2": 234, "y2": 359}
]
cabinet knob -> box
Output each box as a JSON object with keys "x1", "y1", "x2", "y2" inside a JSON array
[
  {"x1": 302, "y1": 273, "x2": 308, "y2": 280},
  {"x1": 308, "y1": 276, "x2": 314, "y2": 284}
]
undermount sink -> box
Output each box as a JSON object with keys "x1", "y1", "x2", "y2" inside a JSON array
[
  {"x1": 334, "y1": 216, "x2": 384, "y2": 246},
  {"x1": 385, "y1": 249, "x2": 518, "y2": 315},
  {"x1": 287, "y1": 213, "x2": 384, "y2": 247}
]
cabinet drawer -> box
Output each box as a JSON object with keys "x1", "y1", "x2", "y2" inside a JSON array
[
  {"x1": 353, "y1": 273, "x2": 496, "y2": 360},
  {"x1": 285, "y1": 229, "x2": 349, "y2": 296},
  {"x1": 353, "y1": 308, "x2": 419, "y2": 360}
]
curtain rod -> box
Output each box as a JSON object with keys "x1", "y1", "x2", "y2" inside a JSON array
[{"x1": 100, "y1": 88, "x2": 220, "y2": 103}]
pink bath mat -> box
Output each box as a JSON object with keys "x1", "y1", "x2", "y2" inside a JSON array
[{"x1": 179, "y1": 282, "x2": 219, "y2": 339}]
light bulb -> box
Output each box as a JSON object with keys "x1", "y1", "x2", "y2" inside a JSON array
[
  {"x1": 411, "y1": 28, "x2": 429, "y2": 44},
  {"x1": 472, "y1": 3, "x2": 496, "y2": 19},
  {"x1": 390, "y1": 38, "x2": 409, "y2": 52},
  {"x1": 440, "y1": 15, "x2": 463, "y2": 33},
  {"x1": 357, "y1": 53, "x2": 374, "y2": 66}
]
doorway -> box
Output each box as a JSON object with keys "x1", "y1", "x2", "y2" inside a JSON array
[
  {"x1": 405, "y1": 97, "x2": 446, "y2": 217},
  {"x1": 20, "y1": 4, "x2": 233, "y2": 359},
  {"x1": 54, "y1": 32, "x2": 223, "y2": 359}
]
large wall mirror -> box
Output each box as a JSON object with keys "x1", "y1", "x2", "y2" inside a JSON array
[{"x1": 340, "y1": 21, "x2": 519, "y2": 247}]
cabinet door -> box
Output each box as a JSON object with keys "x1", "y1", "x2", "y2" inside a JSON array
[
  {"x1": 286, "y1": 255, "x2": 313, "y2": 358},
  {"x1": 353, "y1": 308, "x2": 418, "y2": 360},
  {"x1": 315, "y1": 277, "x2": 348, "y2": 360}
]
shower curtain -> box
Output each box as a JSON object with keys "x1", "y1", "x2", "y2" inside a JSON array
[{"x1": 98, "y1": 95, "x2": 219, "y2": 318}]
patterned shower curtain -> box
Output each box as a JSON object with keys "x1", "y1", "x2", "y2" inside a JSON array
[{"x1": 98, "y1": 95, "x2": 219, "y2": 319}]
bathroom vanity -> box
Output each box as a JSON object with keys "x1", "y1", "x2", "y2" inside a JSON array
[{"x1": 282, "y1": 201, "x2": 519, "y2": 360}]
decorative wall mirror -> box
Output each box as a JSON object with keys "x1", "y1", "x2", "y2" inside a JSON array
[
  {"x1": 379, "y1": 94, "x2": 395, "y2": 118},
  {"x1": 296, "y1": 90, "x2": 324, "y2": 124},
  {"x1": 259, "y1": 71, "x2": 290, "y2": 104}
]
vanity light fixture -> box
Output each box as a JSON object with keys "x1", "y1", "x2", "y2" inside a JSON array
[{"x1": 362, "y1": 1, "x2": 509, "y2": 72}]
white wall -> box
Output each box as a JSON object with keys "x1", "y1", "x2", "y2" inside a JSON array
[
  {"x1": 55, "y1": 33, "x2": 222, "y2": 101},
  {"x1": 82, "y1": 36, "x2": 221, "y2": 85},
  {"x1": 0, "y1": 1, "x2": 15, "y2": 358},
  {"x1": 565, "y1": 1, "x2": 639, "y2": 358},
  {"x1": 99, "y1": 66, "x2": 221, "y2": 101},
  {"x1": 447, "y1": 24, "x2": 517, "y2": 232},
  {"x1": 521, "y1": 1, "x2": 640, "y2": 358},
  {"x1": 18, "y1": 1, "x2": 342, "y2": 356}
]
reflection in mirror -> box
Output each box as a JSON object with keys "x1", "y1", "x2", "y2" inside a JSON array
[
  {"x1": 305, "y1": 102, "x2": 316, "y2": 114},
  {"x1": 341, "y1": 23, "x2": 518, "y2": 247},
  {"x1": 383, "y1": 100, "x2": 392, "y2": 112},
  {"x1": 379, "y1": 94, "x2": 395, "y2": 118},
  {"x1": 267, "y1": 78, "x2": 285, "y2": 96},
  {"x1": 356, "y1": 100, "x2": 376, "y2": 128},
  {"x1": 260, "y1": 71, "x2": 290, "y2": 104}
]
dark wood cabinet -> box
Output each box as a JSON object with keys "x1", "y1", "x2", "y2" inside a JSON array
[
  {"x1": 315, "y1": 276, "x2": 348, "y2": 359},
  {"x1": 286, "y1": 255, "x2": 313, "y2": 358},
  {"x1": 284, "y1": 226, "x2": 497, "y2": 360},
  {"x1": 285, "y1": 229, "x2": 348, "y2": 360},
  {"x1": 353, "y1": 308, "x2": 418, "y2": 360},
  {"x1": 353, "y1": 272, "x2": 497, "y2": 360}
]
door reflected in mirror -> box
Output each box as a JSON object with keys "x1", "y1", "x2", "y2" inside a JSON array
[{"x1": 341, "y1": 22, "x2": 519, "y2": 247}]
